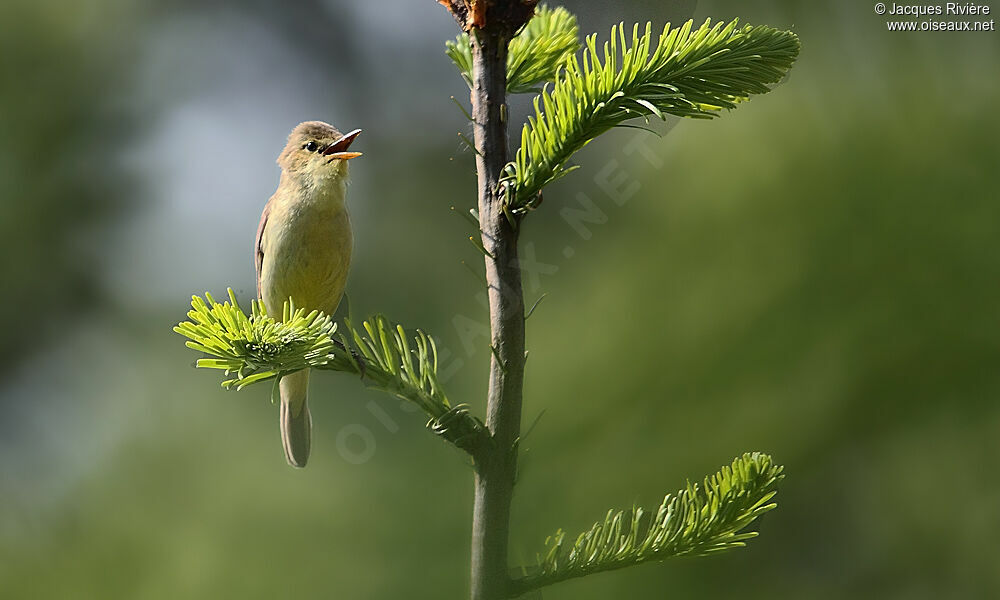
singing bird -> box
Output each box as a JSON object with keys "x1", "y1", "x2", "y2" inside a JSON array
[{"x1": 256, "y1": 121, "x2": 362, "y2": 467}]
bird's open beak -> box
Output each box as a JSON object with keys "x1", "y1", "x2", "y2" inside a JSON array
[{"x1": 323, "y1": 129, "x2": 362, "y2": 160}]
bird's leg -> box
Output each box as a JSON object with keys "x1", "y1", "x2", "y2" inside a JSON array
[{"x1": 333, "y1": 337, "x2": 367, "y2": 379}]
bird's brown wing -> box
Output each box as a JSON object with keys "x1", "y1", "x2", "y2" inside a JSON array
[{"x1": 254, "y1": 199, "x2": 271, "y2": 300}]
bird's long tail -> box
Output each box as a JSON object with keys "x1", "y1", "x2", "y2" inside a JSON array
[{"x1": 279, "y1": 369, "x2": 312, "y2": 468}]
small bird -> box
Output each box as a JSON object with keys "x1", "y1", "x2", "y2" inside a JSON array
[{"x1": 255, "y1": 121, "x2": 362, "y2": 468}]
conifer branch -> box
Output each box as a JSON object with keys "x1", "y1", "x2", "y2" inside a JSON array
[
  {"x1": 510, "y1": 453, "x2": 784, "y2": 597},
  {"x1": 174, "y1": 290, "x2": 487, "y2": 455},
  {"x1": 504, "y1": 18, "x2": 800, "y2": 213},
  {"x1": 446, "y1": 4, "x2": 580, "y2": 93}
]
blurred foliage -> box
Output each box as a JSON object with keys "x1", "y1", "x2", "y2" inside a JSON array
[
  {"x1": 1, "y1": 0, "x2": 999, "y2": 599},
  {"x1": 0, "y1": 0, "x2": 140, "y2": 368}
]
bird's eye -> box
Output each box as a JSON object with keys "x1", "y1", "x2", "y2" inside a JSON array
[{"x1": 303, "y1": 141, "x2": 319, "y2": 152}]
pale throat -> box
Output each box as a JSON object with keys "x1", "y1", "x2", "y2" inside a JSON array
[{"x1": 280, "y1": 168, "x2": 350, "y2": 215}]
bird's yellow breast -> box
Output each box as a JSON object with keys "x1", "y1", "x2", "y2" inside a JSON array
[{"x1": 259, "y1": 180, "x2": 353, "y2": 318}]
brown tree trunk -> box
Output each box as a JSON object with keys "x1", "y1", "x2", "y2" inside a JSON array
[{"x1": 468, "y1": 24, "x2": 526, "y2": 600}]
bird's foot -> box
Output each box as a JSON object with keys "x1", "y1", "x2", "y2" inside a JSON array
[{"x1": 333, "y1": 337, "x2": 367, "y2": 379}]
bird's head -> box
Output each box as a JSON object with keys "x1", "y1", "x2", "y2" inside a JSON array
[{"x1": 277, "y1": 121, "x2": 362, "y2": 184}]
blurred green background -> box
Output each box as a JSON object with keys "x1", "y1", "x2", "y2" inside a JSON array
[{"x1": 1, "y1": 0, "x2": 998, "y2": 598}]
